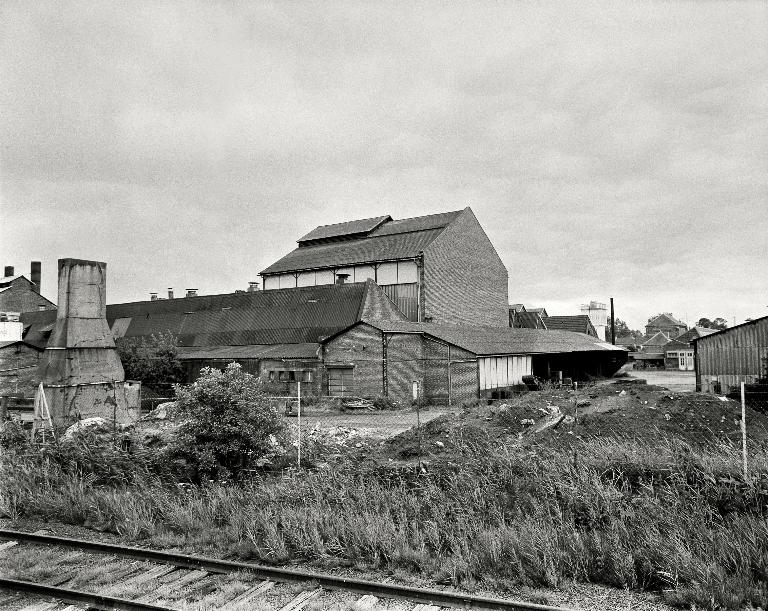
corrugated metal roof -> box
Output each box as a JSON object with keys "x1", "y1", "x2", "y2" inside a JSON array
[
  {"x1": 260, "y1": 229, "x2": 445, "y2": 275},
  {"x1": 20, "y1": 282, "x2": 377, "y2": 350},
  {"x1": 261, "y1": 210, "x2": 464, "y2": 275},
  {"x1": 179, "y1": 343, "x2": 318, "y2": 360},
  {"x1": 542, "y1": 315, "x2": 596, "y2": 335},
  {"x1": 367, "y1": 210, "x2": 462, "y2": 237},
  {"x1": 348, "y1": 320, "x2": 627, "y2": 356},
  {"x1": 297, "y1": 215, "x2": 391, "y2": 244}
]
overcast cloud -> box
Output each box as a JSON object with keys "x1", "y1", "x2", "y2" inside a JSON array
[{"x1": 1, "y1": 1, "x2": 766, "y2": 329}]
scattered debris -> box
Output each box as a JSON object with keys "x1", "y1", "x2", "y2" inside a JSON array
[{"x1": 63, "y1": 417, "x2": 108, "y2": 439}]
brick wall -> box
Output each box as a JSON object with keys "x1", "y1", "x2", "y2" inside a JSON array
[
  {"x1": 322, "y1": 324, "x2": 480, "y2": 404},
  {"x1": 0, "y1": 343, "x2": 43, "y2": 397},
  {"x1": 0, "y1": 280, "x2": 55, "y2": 313},
  {"x1": 423, "y1": 208, "x2": 509, "y2": 327},
  {"x1": 360, "y1": 280, "x2": 409, "y2": 321},
  {"x1": 322, "y1": 323, "x2": 386, "y2": 398}
]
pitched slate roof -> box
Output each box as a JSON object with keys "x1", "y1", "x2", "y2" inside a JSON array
[
  {"x1": 542, "y1": 315, "x2": 596, "y2": 336},
  {"x1": 642, "y1": 331, "x2": 672, "y2": 347},
  {"x1": 260, "y1": 210, "x2": 463, "y2": 275},
  {"x1": 20, "y1": 281, "x2": 386, "y2": 349},
  {"x1": 332, "y1": 320, "x2": 626, "y2": 356},
  {"x1": 673, "y1": 326, "x2": 718, "y2": 345},
  {"x1": 297, "y1": 216, "x2": 391, "y2": 244},
  {"x1": 514, "y1": 311, "x2": 546, "y2": 329},
  {"x1": 647, "y1": 313, "x2": 686, "y2": 328}
]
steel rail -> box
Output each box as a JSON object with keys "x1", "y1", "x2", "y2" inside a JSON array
[
  {"x1": 0, "y1": 529, "x2": 573, "y2": 611},
  {"x1": 0, "y1": 577, "x2": 174, "y2": 611}
]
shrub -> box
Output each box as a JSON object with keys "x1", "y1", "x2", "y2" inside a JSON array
[
  {"x1": 170, "y1": 363, "x2": 287, "y2": 481},
  {"x1": 116, "y1": 331, "x2": 184, "y2": 390}
]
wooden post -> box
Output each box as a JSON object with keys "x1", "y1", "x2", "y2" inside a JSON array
[
  {"x1": 297, "y1": 381, "x2": 301, "y2": 470},
  {"x1": 741, "y1": 381, "x2": 748, "y2": 481}
]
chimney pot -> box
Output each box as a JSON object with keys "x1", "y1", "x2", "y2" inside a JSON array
[
  {"x1": 186, "y1": 288, "x2": 198, "y2": 298},
  {"x1": 247, "y1": 281, "x2": 260, "y2": 292},
  {"x1": 335, "y1": 273, "x2": 350, "y2": 285},
  {"x1": 3, "y1": 266, "x2": 14, "y2": 277},
  {"x1": 150, "y1": 292, "x2": 158, "y2": 301},
  {"x1": 168, "y1": 288, "x2": 174, "y2": 299}
]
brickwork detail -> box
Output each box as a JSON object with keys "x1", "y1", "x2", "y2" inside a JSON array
[
  {"x1": 0, "y1": 279, "x2": 55, "y2": 313},
  {"x1": 0, "y1": 343, "x2": 42, "y2": 397},
  {"x1": 360, "y1": 280, "x2": 409, "y2": 321},
  {"x1": 423, "y1": 209, "x2": 508, "y2": 326}
]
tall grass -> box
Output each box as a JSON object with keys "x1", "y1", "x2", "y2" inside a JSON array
[{"x1": 2, "y1": 432, "x2": 767, "y2": 609}]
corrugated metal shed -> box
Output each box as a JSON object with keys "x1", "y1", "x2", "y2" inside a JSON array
[{"x1": 693, "y1": 315, "x2": 768, "y2": 392}]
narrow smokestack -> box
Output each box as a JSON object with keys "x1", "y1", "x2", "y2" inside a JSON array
[
  {"x1": 150, "y1": 292, "x2": 158, "y2": 301},
  {"x1": 186, "y1": 288, "x2": 198, "y2": 298},
  {"x1": 610, "y1": 297, "x2": 616, "y2": 345},
  {"x1": 168, "y1": 288, "x2": 174, "y2": 299},
  {"x1": 3, "y1": 266, "x2": 14, "y2": 277},
  {"x1": 335, "y1": 273, "x2": 350, "y2": 285},
  {"x1": 247, "y1": 281, "x2": 260, "y2": 292},
  {"x1": 31, "y1": 261, "x2": 41, "y2": 293}
]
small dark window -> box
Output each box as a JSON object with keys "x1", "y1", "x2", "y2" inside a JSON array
[
  {"x1": 268, "y1": 371, "x2": 275, "y2": 381},
  {"x1": 278, "y1": 371, "x2": 287, "y2": 382},
  {"x1": 288, "y1": 371, "x2": 296, "y2": 382}
]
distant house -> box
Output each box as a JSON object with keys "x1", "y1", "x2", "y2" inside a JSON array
[
  {"x1": 509, "y1": 304, "x2": 547, "y2": 329},
  {"x1": 542, "y1": 315, "x2": 598, "y2": 338},
  {"x1": 259, "y1": 208, "x2": 509, "y2": 326},
  {"x1": 632, "y1": 331, "x2": 670, "y2": 368},
  {"x1": 664, "y1": 327, "x2": 718, "y2": 371},
  {"x1": 645, "y1": 313, "x2": 687, "y2": 339},
  {"x1": 0, "y1": 262, "x2": 54, "y2": 315}
]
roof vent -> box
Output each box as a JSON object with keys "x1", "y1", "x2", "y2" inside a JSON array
[
  {"x1": 247, "y1": 281, "x2": 260, "y2": 292},
  {"x1": 150, "y1": 292, "x2": 158, "y2": 301},
  {"x1": 168, "y1": 288, "x2": 174, "y2": 299},
  {"x1": 335, "y1": 273, "x2": 350, "y2": 285},
  {"x1": 186, "y1": 289, "x2": 198, "y2": 298}
]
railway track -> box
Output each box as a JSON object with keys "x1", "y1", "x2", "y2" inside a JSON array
[{"x1": 0, "y1": 529, "x2": 572, "y2": 611}]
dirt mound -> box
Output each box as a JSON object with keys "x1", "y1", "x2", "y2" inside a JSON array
[{"x1": 384, "y1": 382, "x2": 768, "y2": 459}]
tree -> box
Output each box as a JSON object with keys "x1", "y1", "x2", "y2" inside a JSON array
[
  {"x1": 695, "y1": 317, "x2": 728, "y2": 330},
  {"x1": 606, "y1": 317, "x2": 641, "y2": 338},
  {"x1": 116, "y1": 332, "x2": 184, "y2": 390},
  {"x1": 170, "y1": 363, "x2": 287, "y2": 481}
]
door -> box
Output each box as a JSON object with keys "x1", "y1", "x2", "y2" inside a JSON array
[{"x1": 328, "y1": 367, "x2": 354, "y2": 397}]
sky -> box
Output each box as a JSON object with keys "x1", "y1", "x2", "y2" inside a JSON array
[{"x1": 1, "y1": 1, "x2": 766, "y2": 331}]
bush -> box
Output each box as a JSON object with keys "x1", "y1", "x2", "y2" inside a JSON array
[
  {"x1": 170, "y1": 363, "x2": 287, "y2": 481},
  {"x1": 116, "y1": 332, "x2": 184, "y2": 390}
]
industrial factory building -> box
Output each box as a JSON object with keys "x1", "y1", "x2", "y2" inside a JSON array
[
  {"x1": 259, "y1": 208, "x2": 510, "y2": 327},
  {"x1": 321, "y1": 320, "x2": 627, "y2": 404},
  {"x1": 11, "y1": 208, "x2": 628, "y2": 404}
]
